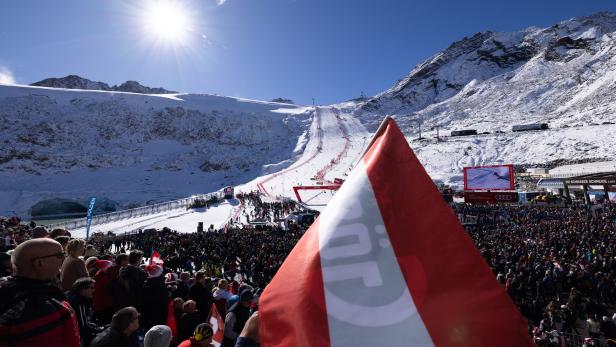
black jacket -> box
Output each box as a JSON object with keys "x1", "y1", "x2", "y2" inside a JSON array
[
  {"x1": 89, "y1": 327, "x2": 139, "y2": 347},
  {"x1": 67, "y1": 291, "x2": 103, "y2": 347},
  {"x1": 140, "y1": 276, "x2": 169, "y2": 330},
  {"x1": 189, "y1": 282, "x2": 213, "y2": 320},
  {"x1": 178, "y1": 311, "x2": 200, "y2": 342},
  {"x1": 118, "y1": 265, "x2": 147, "y2": 310}
]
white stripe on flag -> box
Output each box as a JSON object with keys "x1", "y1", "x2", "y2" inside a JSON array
[{"x1": 318, "y1": 161, "x2": 435, "y2": 346}]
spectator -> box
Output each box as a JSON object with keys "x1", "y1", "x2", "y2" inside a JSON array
[
  {"x1": 223, "y1": 290, "x2": 253, "y2": 347},
  {"x1": 93, "y1": 255, "x2": 126, "y2": 324},
  {"x1": 61, "y1": 238, "x2": 88, "y2": 291},
  {"x1": 68, "y1": 276, "x2": 103, "y2": 346},
  {"x1": 3, "y1": 230, "x2": 16, "y2": 251},
  {"x1": 31, "y1": 226, "x2": 49, "y2": 239},
  {"x1": 85, "y1": 256, "x2": 101, "y2": 277},
  {"x1": 90, "y1": 306, "x2": 141, "y2": 347},
  {"x1": 0, "y1": 238, "x2": 80, "y2": 347},
  {"x1": 141, "y1": 264, "x2": 169, "y2": 331},
  {"x1": 235, "y1": 312, "x2": 260, "y2": 347},
  {"x1": 84, "y1": 244, "x2": 97, "y2": 260},
  {"x1": 175, "y1": 272, "x2": 191, "y2": 301},
  {"x1": 144, "y1": 325, "x2": 173, "y2": 347},
  {"x1": 214, "y1": 279, "x2": 232, "y2": 304},
  {"x1": 600, "y1": 316, "x2": 616, "y2": 345},
  {"x1": 178, "y1": 300, "x2": 200, "y2": 342},
  {"x1": 190, "y1": 271, "x2": 213, "y2": 322},
  {"x1": 118, "y1": 250, "x2": 147, "y2": 310},
  {"x1": 0, "y1": 252, "x2": 11, "y2": 278},
  {"x1": 50, "y1": 228, "x2": 69, "y2": 239},
  {"x1": 54, "y1": 235, "x2": 70, "y2": 253},
  {"x1": 177, "y1": 323, "x2": 213, "y2": 347},
  {"x1": 172, "y1": 297, "x2": 185, "y2": 324}
]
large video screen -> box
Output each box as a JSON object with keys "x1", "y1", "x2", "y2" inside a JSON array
[{"x1": 464, "y1": 165, "x2": 514, "y2": 191}]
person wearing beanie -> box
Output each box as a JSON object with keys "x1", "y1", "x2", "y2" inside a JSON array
[
  {"x1": 93, "y1": 255, "x2": 127, "y2": 325},
  {"x1": 144, "y1": 325, "x2": 173, "y2": 347},
  {"x1": 85, "y1": 256, "x2": 100, "y2": 277},
  {"x1": 141, "y1": 265, "x2": 169, "y2": 331},
  {"x1": 177, "y1": 323, "x2": 213, "y2": 347}
]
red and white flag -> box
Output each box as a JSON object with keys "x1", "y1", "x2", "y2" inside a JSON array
[
  {"x1": 259, "y1": 117, "x2": 533, "y2": 347},
  {"x1": 208, "y1": 303, "x2": 225, "y2": 347},
  {"x1": 150, "y1": 251, "x2": 164, "y2": 265}
]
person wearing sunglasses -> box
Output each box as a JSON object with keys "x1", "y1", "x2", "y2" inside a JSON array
[
  {"x1": 0, "y1": 238, "x2": 81, "y2": 347},
  {"x1": 68, "y1": 276, "x2": 103, "y2": 347}
]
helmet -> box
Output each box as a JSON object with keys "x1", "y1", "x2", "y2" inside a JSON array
[{"x1": 193, "y1": 323, "x2": 213, "y2": 341}]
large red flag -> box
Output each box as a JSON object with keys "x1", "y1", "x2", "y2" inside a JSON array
[{"x1": 259, "y1": 117, "x2": 534, "y2": 347}]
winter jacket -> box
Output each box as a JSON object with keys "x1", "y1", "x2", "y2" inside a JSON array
[
  {"x1": 92, "y1": 264, "x2": 120, "y2": 313},
  {"x1": 89, "y1": 327, "x2": 140, "y2": 347},
  {"x1": 141, "y1": 276, "x2": 169, "y2": 331},
  {"x1": 189, "y1": 282, "x2": 213, "y2": 321},
  {"x1": 67, "y1": 291, "x2": 102, "y2": 347},
  {"x1": 118, "y1": 265, "x2": 147, "y2": 310},
  {"x1": 0, "y1": 276, "x2": 81, "y2": 347},
  {"x1": 223, "y1": 303, "x2": 250, "y2": 347},
  {"x1": 178, "y1": 311, "x2": 200, "y2": 342}
]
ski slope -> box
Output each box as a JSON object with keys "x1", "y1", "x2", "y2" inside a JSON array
[
  {"x1": 60, "y1": 106, "x2": 370, "y2": 235},
  {"x1": 238, "y1": 106, "x2": 370, "y2": 207}
]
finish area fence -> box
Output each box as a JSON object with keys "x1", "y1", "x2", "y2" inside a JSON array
[{"x1": 43, "y1": 193, "x2": 219, "y2": 232}]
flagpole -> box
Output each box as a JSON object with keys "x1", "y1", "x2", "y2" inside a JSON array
[{"x1": 361, "y1": 115, "x2": 392, "y2": 158}]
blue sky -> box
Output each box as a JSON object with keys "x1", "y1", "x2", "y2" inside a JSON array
[{"x1": 1, "y1": 0, "x2": 615, "y2": 105}]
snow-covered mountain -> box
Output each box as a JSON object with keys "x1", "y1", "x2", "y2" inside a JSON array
[
  {"x1": 4, "y1": 12, "x2": 616, "y2": 218},
  {"x1": 0, "y1": 85, "x2": 312, "y2": 216},
  {"x1": 31, "y1": 75, "x2": 177, "y2": 94},
  {"x1": 355, "y1": 12, "x2": 616, "y2": 131},
  {"x1": 346, "y1": 11, "x2": 616, "y2": 185}
]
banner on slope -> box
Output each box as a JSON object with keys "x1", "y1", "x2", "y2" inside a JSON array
[
  {"x1": 259, "y1": 117, "x2": 533, "y2": 347},
  {"x1": 85, "y1": 197, "x2": 96, "y2": 240}
]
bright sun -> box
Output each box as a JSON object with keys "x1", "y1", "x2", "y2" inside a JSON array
[{"x1": 143, "y1": 1, "x2": 192, "y2": 43}]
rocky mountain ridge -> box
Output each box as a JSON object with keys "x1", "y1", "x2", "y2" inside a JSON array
[
  {"x1": 353, "y1": 11, "x2": 616, "y2": 133},
  {"x1": 31, "y1": 75, "x2": 177, "y2": 94}
]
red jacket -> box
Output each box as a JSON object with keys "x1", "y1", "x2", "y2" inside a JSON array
[
  {"x1": 92, "y1": 265, "x2": 120, "y2": 312},
  {"x1": 0, "y1": 277, "x2": 80, "y2": 347}
]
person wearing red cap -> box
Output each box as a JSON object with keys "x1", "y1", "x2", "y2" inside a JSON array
[{"x1": 93, "y1": 254, "x2": 128, "y2": 325}]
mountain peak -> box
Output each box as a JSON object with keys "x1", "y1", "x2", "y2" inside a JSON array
[{"x1": 30, "y1": 75, "x2": 177, "y2": 94}]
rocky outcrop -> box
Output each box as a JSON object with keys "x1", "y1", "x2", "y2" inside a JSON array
[{"x1": 31, "y1": 75, "x2": 177, "y2": 94}]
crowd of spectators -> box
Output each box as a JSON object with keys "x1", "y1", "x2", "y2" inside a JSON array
[
  {"x1": 0, "y1": 205, "x2": 290, "y2": 346},
  {"x1": 1, "y1": 195, "x2": 615, "y2": 346},
  {"x1": 454, "y1": 202, "x2": 616, "y2": 346}
]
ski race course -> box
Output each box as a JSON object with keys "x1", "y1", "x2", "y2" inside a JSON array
[{"x1": 66, "y1": 106, "x2": 369, "y2": 238}]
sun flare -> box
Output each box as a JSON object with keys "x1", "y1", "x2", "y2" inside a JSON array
[{"x1": 143, "y1": 1, "x2": 192, "y2": 43}]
